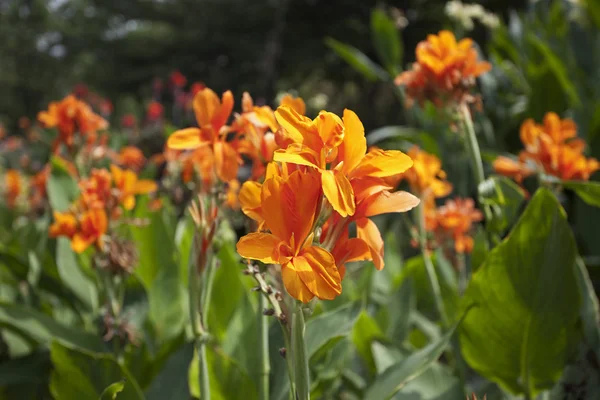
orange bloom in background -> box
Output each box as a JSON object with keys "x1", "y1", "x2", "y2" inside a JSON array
[
  {"x1": 49, "y1": 208, "x2": 108, "y2": 253},
  {"x1": 225, "y1": 180, "x2": 241, "y2": 209},
  {"x1": 170, "y1": 70, "x2": 187, "y2": 88},
  {"x1": 118, "y1": 146, "x2": 146, "y2": 171},
  {"x1": 167, "y1": 88, "x2": 240, "y2": 183},
  {"x1": 237, "y1": 170, "x2": 342, "y2": 303},
  {"x1": 110, "y1": 165, "x2": 158, "y2": 210},
  {"x1": 49, "y1": 211, "x2": 78, "y2": 239},
  {"x1": 494, "y1": 112, "x2": 599, "y2": 182},
  {"x1": 426, "y1": 197, "x2": 483, "y2": 254},
  {"x1": 37, "y1": 95, "x2": 108, "y2": 152},
  {"x1": 29, "y1": 166, "x2": 50, "y2": 208},
  {"x1": 398, "y1": 146, "x2": 453, "y2": 200},
  {"x1": 4, "y1": 170, "x2": 22, "y2": 208},
  {"x1": 396, "y1": 30, "x2": 491, "y2": 106},
  {"x1": 79, "y1": 168, "x2": 113, "y2": 210}
]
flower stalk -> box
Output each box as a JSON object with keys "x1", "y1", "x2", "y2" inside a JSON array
[
  {"x1": 259, "y1": 293, "x2": 270, "y2": 400},
  {"x1": 291, "y1": 302, "x2": 310, "y2": 400}
]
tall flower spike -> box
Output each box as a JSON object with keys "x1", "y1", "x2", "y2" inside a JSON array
[{"x1": 236, "y1": 169, "x2": 342, "y2": 303}]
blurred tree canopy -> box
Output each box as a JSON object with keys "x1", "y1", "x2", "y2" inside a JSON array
[{"x1": 0, "y1": 0, "x2": 525, "y2": 131}]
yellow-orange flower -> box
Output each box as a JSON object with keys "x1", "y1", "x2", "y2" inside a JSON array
[
  {"x1": 49, "y1": 208, "x2": 107, "y2": 253},
  {"x1": 494, "y1": 112, "x2": 599, "y2": 181},
  {"x1": 37, "y1": 95, "x2": 108, "y2": 152},
  {"x1": 167, "y1": 88, "x2": 240, "y2": 182},
  {"x1": 110, "y1": 165, "x2": 157, "y2": 210},
  {"x1": 395, "y1": 30, "x2": 491, "y2": 106},
  {"x1": 79, "y1": 168, "x2": 113, "y2": 210},
  {"x1": 117, "y1": 146, "x2": 146, "y2": 171},
  {"x1": 426, "y1": 197, "x2": 483, "y2": 254},
  {"x1": 4, "y1": 169, "x2": 22, "y2": 208},
  {"x1": 237, "y1": 170, "x2": 342, "y2": 303},
  {"x1": 398, "y1": 147, "x2": 453, "y2": 199},
  {"x1": 273, "y1": 107, "x2": 416, "y2": 218}
]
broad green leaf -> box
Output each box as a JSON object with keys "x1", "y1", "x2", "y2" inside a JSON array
[
  {"x1": 352, "y1": 311, "x2": 384, "y2": 374},
  {"x1": 56, "y1": 237, "x2": 98, "y2": 311},
  {"x1": 99, "y1": 381, "x2": 125, "y2": 400},
  {"x1": 325, "y1": 37, "x2": 388, "y2": 82},
  {"x1": 394, "y1": 363, "x2": 463, "y2": 400},
  {"x1": 370, "y1": 9, "x2": 402, "y2": 75},
  {"x1": 562, "y1": 180, "x2": 600, "y2": 208},
  {"x1": 364, "y1": 317, "x2": 463, "y2": 400},
  {"x1": 460, "y1": 189, "x2": 581, "y2": 397},
  {"x1": 146, "y1": 342, "x2": 194, "y2": 400},
  {"x1": 386, "y1": 278, "x2": 415, "y2": 343},
  {"x1": 50, "y1": 342, "x2": 144, "y2": 400},
  {"x1": 575, "y1": 258, "x2": 600, "y2": 356},
  {"x1": 0, "y1": 302, "x2": 104, "y2": 353},
  {"x1": 189, "y1": 346, "x2": 258, "y2": 400},
  {"x1": 47, "y1": 156, "x2": 79, "y2": 212},
  {"x1": 371, "y1": 341, "x2": 403, "y2": 374},
  {"x1": 131, "y1": 197, "x2": 185, "y2": 341},
  {"x1": 305, "y1": 302, "x2": 361, "y2": 358},
  {"x1": 0, "y1": 350, "x2": 51, "y2": 387}
]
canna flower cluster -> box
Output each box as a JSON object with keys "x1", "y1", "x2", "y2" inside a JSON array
[
  {"x1": 426, "y1": 197, "x2": 483, "y2": 254},
  {"x1": 494, "y1": 112, "x2": 599, "y2": 182},
  {"x1": 395, "y1": 30, "x2": 491, "y2": 107},
  {"x1": 49, "y1": 165, "x2": 157, "y2": 253},
  {"x1": 399, "y1": 146, "x2": 453, "y2": 201},
  {"x1": 237, "y1": 106, "x2": 421, "y2": 302},
  {"x1": 3, "y1": 169, "x2": 22, "y2": 208},
  {"x1": 37, "y1": 95, "x2": 108, "y2": 153}
]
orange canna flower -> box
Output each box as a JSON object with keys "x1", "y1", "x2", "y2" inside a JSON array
[
  {"x1": 396, "y1": 30, "x2": 491, "y2": 107},
  {"x1": 167, "y1": 88, "x2": 240, "y2": 183},
  {"x1": 495, "y1": 112, "x2": 599, "y2": 182},
  {"x1": 426, "y1": 197, "x2": 483, "y2": 254},
  {"x1": 396, "y1": 146, "x2": 453, "y2": 199},
  {"x1": 4, "y1": 169, "x2": 22, "y2": 208},
  {"x1": 71, "y1": 208, "x2": 108, "y2": 253},
  {"x1": 280, "y1": 94, "x2": 306, "y2": 116},
  {"x1": 273, "y1": 107, "x2": 416, "y2": 218},
  {"x1": 49, "y1": 211, "x2": 78, "y2": 239},
  {"x1": 237, "y1": 170, "x2": 342, "y2": 303},
  {"x1": 110, "y1": 165, "x2": 157, "y2": 210},
  {"x1": 38, "y1": 95, "x2": 108, "y2": 152},
  {"x1": 79, "y1": 168, "x2": 113, "y2": 210},
  {"x1": 225, "y1": 179, "x2": 241, "y2": 209},
  {"x1": 118, "y1": 146, "x2": 146, "y2": 171}
]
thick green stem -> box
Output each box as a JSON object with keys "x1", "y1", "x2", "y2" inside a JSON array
[
  {"x1": 291, "y1": 303, "x2": 310, "y2": 400},
  {"x1": 416, "y1": 202, "x2": 449, "y2": 327},
  {"x1": 259, "y1": 294, "x2": 270, "y2": 400},
  {"x1": 457, "y1": 252, "x2": 468, "y2": 296}
]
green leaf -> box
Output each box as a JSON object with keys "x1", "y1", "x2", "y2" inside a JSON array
[
  {"x1": 352, "y1": 311, "x2": 384, "y2": 373},
  {"x1": 0, "y1": 302, "x2": 104, "y2": 353},
  {"x1": 479, "y1": 176, "x2": 526, "y2": 233},
  {"x1": 130, "y1": 197, "x2": 185, "y2": 341},
  {"x1": 459, "y1": 189, "x2": 581, "y2": 397},
  {"x1": 364, "y1": 317, "x2": 463, "y2": 400},
  {"x1": 99, "y1": 381, "x2": 126, "y2": 400},
  {"x1": 366, "y1": 126, "x2": 423, "y2": 146},
  {"x1": 56, "y1": 237, "x2": 98, "y2": 311},
  {"x1": 325, "y1": 37, "x2": 388, "y2": 82},
  {"x1": 370, "y1": 9, "x2": 402, "y2": 76},
  {"x1": 50, "y1": 342, "x2": 144, "y2": 400},
  {"x1": 575, "y1": 258, "x2": 600, "y2": 356},
  {"x1": 145, "y1": 342, "x2": 194, "y2": 400},
  {"x1": 47, "y1": 156, "x2": 79, "y2": 212},
  {"x1": 305, "y1": 302, "x2": 361, "y2": 358},
  {"x1": 189, "y1": 346, "x2": 258, "y2": 400},
  {"x1": 386, "y1": 278, "x2": 415, "y2": 343},
  {"x1": 562, "y1": 180, "x2": 600, "y2": 207},
  {"x1": 0, "y1": 350, "x2": 51, "y2": 387}
]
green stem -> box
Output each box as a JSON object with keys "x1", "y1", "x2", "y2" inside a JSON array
[
  {"x1": 100, "y1": 269, "x2": 124, "y2": 363},
  {"x1": 189, "y1": 236, "x2": 211, "y2": 400},
  {"x1": 291, "y1": 303, "x2": 310, "y2": 400},
  {"x1": 281, "y1": 324, "x2": 296, "y2": 400},
  {"x1": 259, "y1": 294, "x2": 270, "y2": 400},
  {"x1": 457, "y1": 252, "x2": 468, "y2": 296},
  {"x1": 416, "y1": 202, "x2": 449, "y2": 327}
]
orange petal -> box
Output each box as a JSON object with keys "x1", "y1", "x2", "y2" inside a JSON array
[
  {"x1": 339, "y1": 109, "x2": 367, "y2": 174},
  {"x1": 350, "y1": 149, "x2": 413, "y2": 179},
  {"x1": 294, "y1": 246, "x2": 341, "y2": 301},
  {"x1": 273, "y1": 145, "x2": 320, "y2": 169},
  {"x1": 123, "y1": 195, "x2": 136, "y2": 211},
  {"x1": 193, "y1": 88, "x2": 220, "y2": 127},
  {"x1": 281, "y1": 260, "x2": 315, "y2": 303},
  {"x1": 332, "y1": 237, "x2": 372, "y2": 270},
  {"x1": 236, "y1": 232, "x2": 280, "y2": 264},
  {"x1": 357, "y1": 190, "x2": 420, "y2": 218},
  {"x1": 315, "y1": 111, "x2": 344, "y2": 149},
  {"x1": 134, "y1": 180, "x2": 158, "y2": 194},
  {"x1": 321, "y1": 169, "x2": 356, "y2": 217},
  {"x1": 356, "y1": 218, "x2": 384, "y2": 270},
  {"x1": 239, "y1": 181, "x2": 264, "y2": 223},
  {"x1": 71, "y1": 234, "x2": 94, "y2": 253},
  {"x1": 280, "y1": 95, "x2": 306, "y2": 115},
  {"x1": 274, "y1": 106, "x2": 314, "y2": 144},
  {"x1": 214, "y1": 141, "x2": 239, "y2": 182},
  {"x1": 212, "y1": 90, "x2": 234, "y2": 131},
  {"x1": 167, "y1": 128, "x2": 204, "y2": 150}
]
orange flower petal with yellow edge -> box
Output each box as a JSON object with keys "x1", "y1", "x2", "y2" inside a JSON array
[
  {"x1": 167, "y1": 128, "x2": 204, "y2": 150},
  {"x1": 193, "y1": 88, "x2": 220, "y2": 127},
  {"x1": 315, "y1": 111, "x2": 344, "y2": 149},
  {"x1": 357, "y1": 190, "x2": 420, "y2": 218},
  {"x1": 214, "y1": 141, "x2": 239, "y2": 182},
  {"x1": 236, "y1": 232, "x2": 280, "y2": 264},
  {"x1": 331, "y1": 236, "x2": 372, "y2": 277},
  {"x1": 293, "y1": 246, "x2": 341, "y2": 301},
  {"x1": 356, "y1": 217, "x2": 385, "y2": 270},
  {"x1": 71, "y1": 234, "x2": 95, "y2": 253},
  {"x1": 281, "y1": 260, "x2": 315, "y2": 303},
  {"x1": 273, "y1": 145, "x2": 320, "y2": 169},
  {"x1": 274, "y1": 106, "x2": 314, "y2": 144},
  {"x1": 280, "y1": 94, "x2": 306, "y2": 115},
  {"x1": 350, "y1": 149, "x2": 413, "y2": 179},
  {"x1": 123, "y1": 195, "x2": 136, "y2": 210},
  {"x1": 134, "y1": 180, "x2": 158, "y2": 195},
  {"x1": 321, "y1": 169, "x2": 356, "y2": 217},
  {"x1": 239, "y1": 181, "x2": 264, "y2": 223},
  {"x1": 338, "y1": 109, "x2": 367, "y2": 174}
]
